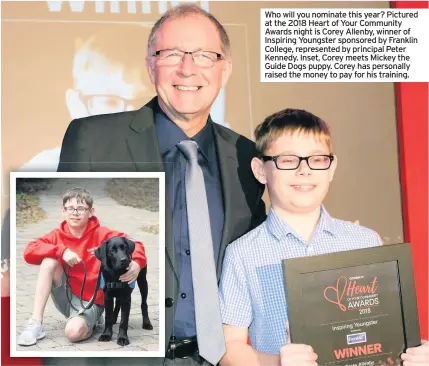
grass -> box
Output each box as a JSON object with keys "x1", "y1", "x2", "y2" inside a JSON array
[
  {"x1": 16, "y1": 193, "x2": 47, "y2": 227},
  {"x1": 15, "y1": 179, "x2": 53, "y2": 227},
  {"x1": 139, "y1": 223, "x2": 159, "y2": 235},
  {"x1": 105, "y1": 178, "x2": 159, "y2": 212}
]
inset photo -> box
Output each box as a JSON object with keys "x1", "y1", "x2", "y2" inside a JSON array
[{"x1": 10, "y1": 172, "x2": 165, "y2": 358}]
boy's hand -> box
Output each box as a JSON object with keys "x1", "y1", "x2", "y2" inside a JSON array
[
  {"x1": 119, "y1": 260, "x2": 140, "y2": 283},
  {"x1": 401, "y1": 340, "x2": 429, "y2": 365},
  {"x1": 62, "y1": 248, "x2": 81, "y2": 267},
  {"x1": 280, "y1": 344, "x2": 318, "y2": 366},
  {"x1": 281, "y1": 321, "x2": 318, "y2": 366}
]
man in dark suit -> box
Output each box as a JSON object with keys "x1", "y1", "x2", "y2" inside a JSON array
[{"x1": 51, "y1": 4, "x2": 266, "y2": 366}]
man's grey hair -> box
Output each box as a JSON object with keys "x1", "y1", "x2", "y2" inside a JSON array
[{"x1": 147, "y1": 4, "x2": 231, "y2": 59}]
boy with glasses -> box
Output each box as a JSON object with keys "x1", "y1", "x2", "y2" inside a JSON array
[
  {"x1": 218, "y1": 109, "x2": 429, "y2": 365},
  {"x1": 17, "y1": 187, "x2": 147, "y2": 346}
]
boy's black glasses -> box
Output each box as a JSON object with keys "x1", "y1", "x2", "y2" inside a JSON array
[
  {"x1": 64, "y1": 206, "x2": 89, "y2": 214},
  {"x1": 261, "y1": 154, "x2": 334, "y2": 170}
]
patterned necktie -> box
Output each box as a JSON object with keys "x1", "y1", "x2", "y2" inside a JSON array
[{"x1": 177, "y1": 140, "x2": 226, "y2": 365}]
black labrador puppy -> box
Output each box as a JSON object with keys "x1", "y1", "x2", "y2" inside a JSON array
[{"x1": 95, "y1": 236, "x2": 137, "y2": 346}]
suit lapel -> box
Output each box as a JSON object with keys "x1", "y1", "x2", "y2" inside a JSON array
[
  {"x1": 213, "y1": 123, "x2": 238, "y2": 280},
  {"x1": 126, "y1": 98, "x2": 165, "y2": 173}
]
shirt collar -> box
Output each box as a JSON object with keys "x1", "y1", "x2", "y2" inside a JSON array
[
  {"x1": 154, "y1": 105, "x2": 213, "y2": 160},
  {"x1": 193, "y1": 119, "x2": 214, "y2": 161},
  {"x1": 266, "y1": 204, "x2": 338, "y2": 241},
  {"x1": 317, "y1": 205, "x2": 338, "y2": 236},
  {"x1": 266, "y1": 208, "x2": 294, "y2": 241}
]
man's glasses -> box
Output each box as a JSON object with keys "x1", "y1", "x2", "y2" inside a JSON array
[
  {"x1": 261, "y1": 154, "x2": 334, "y2": 170},
  {"x1": 64, "y1": 206, "x2": 89, "y2": 214},
  {"x1": 152, "y1": 49, "x2": 225, "y2": 68}
]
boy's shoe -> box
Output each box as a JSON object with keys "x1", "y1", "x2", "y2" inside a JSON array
[{"x1": 17, "y1": 317, "x2": 45, "y2": 346}]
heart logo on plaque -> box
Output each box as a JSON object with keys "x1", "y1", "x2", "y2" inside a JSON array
[{"x1": 323, "y1": 276, "x2": 348, "y2": 312}]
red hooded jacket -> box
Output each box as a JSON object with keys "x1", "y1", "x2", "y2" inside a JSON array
[{"x1": 23, "y1": 216, "x2": 147, "y2": 306}]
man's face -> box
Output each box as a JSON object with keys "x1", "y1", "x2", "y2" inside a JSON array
[
  {"x1": 253, "y1": 131, "x2": 337, "y2": 215},
  {"x1": 66, "y1": 64, "x2": 151, "y2": 119},
  {"x1": 147, "y1": 14, "x2": 231, "y2": 122},
  {"x1": 61, "y1": 198, "x2": 93, "y2": 230}
]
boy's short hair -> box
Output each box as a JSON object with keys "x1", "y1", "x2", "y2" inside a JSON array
[
  {"x1": 62, "y1": 187, "x2": 93, "y2": 208},
  {"x1": 254, "y1": 108, "x2": 332, "y2": 156}
]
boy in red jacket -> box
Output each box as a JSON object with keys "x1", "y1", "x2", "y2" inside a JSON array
[{"x1": 17, "y1": 187, "x2": 147, "y2": 346}]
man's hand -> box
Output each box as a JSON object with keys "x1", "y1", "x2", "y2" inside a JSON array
[
  {"x1": 279, "y1": 344, "x2": 318, "y2": 366},
  {"x1": 401, "y1": 340, "x2": 429, "y2": 365},
  {"x1": 119, "y1": 260, "x2": 140, "y2": 284},
  {"x1": 62, "y1": 248, "x2": 81, "y2": 267}
]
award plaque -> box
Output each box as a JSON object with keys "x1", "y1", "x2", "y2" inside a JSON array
[{"x1": 282, "y1": 243, "x2": 421, "y2": 366}]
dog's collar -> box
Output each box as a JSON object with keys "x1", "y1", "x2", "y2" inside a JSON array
[{"x1": 100, "y1": 273, "x2": 136, "y2": 289}]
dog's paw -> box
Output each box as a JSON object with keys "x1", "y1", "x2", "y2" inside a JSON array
[
  {"x1": 98, "y1": 334, "x2": 112, "y2": 342},
  {"x1": 142, "y1": 321, "x2": 153, "y2": 330},
  {"x1": 117, "y1": 337, "x2": 130, "y2": 346}
]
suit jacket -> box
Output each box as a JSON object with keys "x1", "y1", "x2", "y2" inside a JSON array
[{"x1": 57, "y1": 96, "x2": 266, "y2": 364}]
